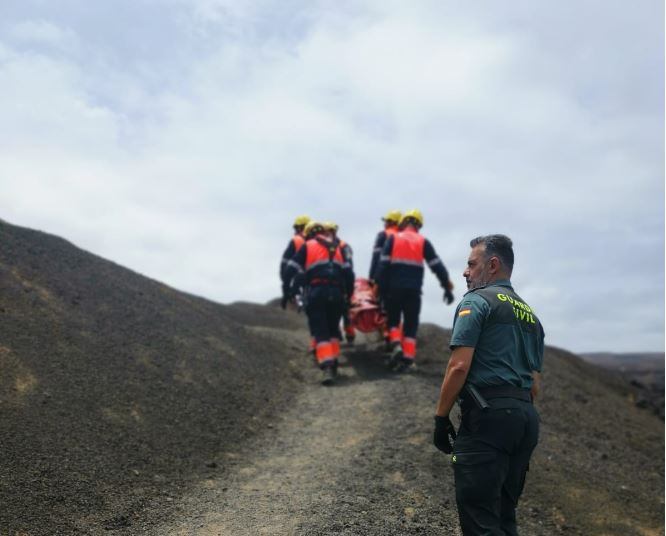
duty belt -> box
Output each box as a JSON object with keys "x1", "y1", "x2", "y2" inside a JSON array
[
  {"x1": 460, "y1": 384, "x2": 531, "y2": 411},
  {"x1": 476, "y1": 385, "x2": 531, "y2": 402}
]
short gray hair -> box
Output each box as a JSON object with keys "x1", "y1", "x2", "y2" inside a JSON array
[{"x1": 470, "y1": 234, "x2": 514, "y2": 273}]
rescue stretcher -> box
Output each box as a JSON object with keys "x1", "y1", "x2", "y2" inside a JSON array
[{"x1": 348, "y1": 278, "x2": 386, "y2": 334}]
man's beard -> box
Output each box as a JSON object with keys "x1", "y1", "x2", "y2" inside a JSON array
[{"x1": 467, "y1": 263, "x2": 491, "y2": 290}]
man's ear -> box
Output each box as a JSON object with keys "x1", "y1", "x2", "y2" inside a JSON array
[{"x1": 489, "y1": 256, "x2": 501, "y2": 274}]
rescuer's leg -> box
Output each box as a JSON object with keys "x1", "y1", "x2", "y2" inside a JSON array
[{"x1": 395, "y1": 290, "x2": 421, "y2": 372}]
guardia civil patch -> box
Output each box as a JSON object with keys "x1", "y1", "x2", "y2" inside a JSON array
[{"x1": 458, "y1": 308, "x2": 472, "y2": 317}]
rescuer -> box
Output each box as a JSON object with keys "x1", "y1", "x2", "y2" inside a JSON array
[
  {"x1": 375, "y1": 209, "x2": 455, "y2": 372},
  {"x1": 280, "y1": 214, "x2": 310, "y2": 310},
  {"x1": 282, "y1": 221, "x2": 354, "y2": 385},
  {"x1": 368, "y1": 210, "x2": 401, "y2": 283},
  {"x1": 323, "y1": 221, "x2": 356, "y2": 344},
  {"x1": 369, "y1": 210, "x2": 402, "y2": 347}
]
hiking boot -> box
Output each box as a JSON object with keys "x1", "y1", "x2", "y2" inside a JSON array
[
  {"x1": 321, "y1": 366, "x2": 336, "y2": 386},
  {"x1": 394, "y1": 358, "x2": 415, "y2": 373},
  {"x1": 386, "y1": 343, "x2": 403, "y2": 370}
]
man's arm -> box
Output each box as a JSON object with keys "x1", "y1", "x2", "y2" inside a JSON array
[
  {"x1": 374, "y1": 235, "x2": 394, "y2": 293},
  {"x1": 531, "y1": 370, "x2": 541, "y2": 400},
  {"x1": 280, "y1": 240, "x2": 296, "y2": 282},
  {"x1": 282, "y1": 245, "x2": 306, "y2": 296},
  {"x1": 435, "y1": 346, "x2": 475, "y2": 417},
  {"x1": 369, "y1": 231, "x2": 387, "y2": 280}
]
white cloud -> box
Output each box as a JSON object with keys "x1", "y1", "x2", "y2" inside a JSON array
[
  {"x1": 9, "y1": 19, "x2": 79, "y2": 51},
  {"x1": 0, "y1": 1, "x2": 662, "y2": 353}
]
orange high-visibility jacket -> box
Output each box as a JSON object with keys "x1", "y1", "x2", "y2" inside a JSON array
[
  {"x1": 283, "y1": 234, "x2": 354, "y2": 297},
  {"x1": 376, "y1": 226, "x2": 450, "y2": 291}
]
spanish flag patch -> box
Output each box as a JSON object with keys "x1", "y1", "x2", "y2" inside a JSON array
[{"x1": 458, "y1": 308, "x2": 472, "y2": 317}]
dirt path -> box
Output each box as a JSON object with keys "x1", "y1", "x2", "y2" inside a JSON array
[
  {"x1": 146, "y1": 342, "x2": 464, "y2": 536},
  {"x1": 141, "y1": 332, "x2": 518, "y2": 536}
]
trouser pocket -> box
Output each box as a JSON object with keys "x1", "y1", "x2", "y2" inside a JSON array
[
  {"x1": 453, "y1": 450, "x2": 506, "y2": 535},
  {"x1": 452, "y1": 450, "x2": 500, "y2": 502}
]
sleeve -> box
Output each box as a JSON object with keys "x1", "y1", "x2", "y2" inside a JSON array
[
  {"x1": 279, "y1": 240, "x2": 296, "y2": 283},
  {"x1": 343, "y1": 243, "x2": 354, "y2": 270},
  {"x1": 423, "y1": 239, "x2": 451, "y2": 288},
  {"x1": 368, "y1": 232, "x2": 386, "y2": 279},
  {"x1": 344, "y1": 262, "x2": 355, "y2": 298},
  {"x1": 374, "y1": 235, "x2": 393, "y2": 291},
  {"x1": 282, "y1": 244, "x2": 306, "y2": 295},
  {"x1": 449, "y1": 294, "x2": 490, "y2": 349},
  {"x1": 533, "y1": 323, "x2": 545, "y2": 372}
]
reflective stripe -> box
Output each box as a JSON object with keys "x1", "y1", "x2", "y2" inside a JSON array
[
  {"x1": 403, "y1": 337, "x2": 417, "y2": 358},
  {"x1": 373, "y1": 247, "x2": 382, "y2": 253},
  {"x1": 306, "y1": 260, "x2": 330, "y2": 271},
  {"x1": 380, "y1": 255, "x2": 390, "y2": 262},
  {"x1": 389, "y1": 327, "x2": 402, "y2": 343},
  {"x1": 428, "y1": 257, "x2": 442, "y2": 267},
  {"x1": 390, "y1": 258, "x2": 423, "y2": 267},
  {"x1": 306, "y1": 259, "x2": 345, "y2": 272},
  {"x1": 316, "y1": 341, "x2": 335, "y2": 363},
  {"x1": 286, "y1": 259, "x2": 304, "y2": 272}
]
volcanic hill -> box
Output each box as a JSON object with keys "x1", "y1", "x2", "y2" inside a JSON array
[{"x1": 0, "y1": 219, "x2": 663, "y2": 535}]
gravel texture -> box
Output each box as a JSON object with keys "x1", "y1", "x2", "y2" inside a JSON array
[{"x1": 0, "y1": 220, "x2": 663, "y2": 535}]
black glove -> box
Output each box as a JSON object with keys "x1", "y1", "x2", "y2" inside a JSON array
[
  {"x1": 443, "y1": 288, "x2": 454, "y2": 305},
  {"x1": 433, "y1": 415, "x2": 457, "y2": 453},
  {"x1": 280, "y1": 294, "x2": 289, "y2": 310}
]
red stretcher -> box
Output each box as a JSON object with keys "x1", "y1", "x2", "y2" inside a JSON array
[{"x1": 348, "y1": 278, "x2": 386, "y2": 334}]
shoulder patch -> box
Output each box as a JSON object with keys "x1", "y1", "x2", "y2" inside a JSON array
[{"x1": 458, "y1": 308, "x2": 472, "y2": 317}]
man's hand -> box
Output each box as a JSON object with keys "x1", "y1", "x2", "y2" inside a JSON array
[
  {"x1": 433, "y1": 415, "x2": 457, "y2": 453},
  {"x1": 443, "y1": 288, "x2": 455, "y2": 305}
]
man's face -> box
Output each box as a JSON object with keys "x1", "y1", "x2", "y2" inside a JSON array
[{"x1": 463, "y1": 245, "x2": 491, "y2": 290}]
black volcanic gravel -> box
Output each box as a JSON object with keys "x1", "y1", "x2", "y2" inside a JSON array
[{"x1": 0, "y1": 220, "x2": 663, "y2": 535}]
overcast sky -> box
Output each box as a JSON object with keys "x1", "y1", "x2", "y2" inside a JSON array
[{"x1": 0, "y1": 0, "x2": 663, "y2": 353}]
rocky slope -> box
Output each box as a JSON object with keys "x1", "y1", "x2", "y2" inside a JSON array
[
  {"x1": 0, "y1": 220, "x2": 663, "y2": 535},
  {"x1": 580, "y1": 352, "x2": 664, "y2": 418},
  {"x1": 0, "y1": 220, "x2": 304, "y2": 533}
]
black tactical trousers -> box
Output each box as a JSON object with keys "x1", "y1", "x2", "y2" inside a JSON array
[
  {"x1": 452, "y1": 397, "x2": 539, "y2": 536},
  {"x1": 385, "y1": 288, "x2": 421, "y2": 338}
]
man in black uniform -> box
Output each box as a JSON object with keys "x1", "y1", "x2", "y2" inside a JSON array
[{"x1": 433, "y1": 234, "x2": 544, "y2": 536}]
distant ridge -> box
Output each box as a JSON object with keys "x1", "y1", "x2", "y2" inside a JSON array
[
  {"x1": 580, "y1": 351, "x2": 664, "y2": 419},
  {"x1": 580, "y1": 351, "x2": 664, "y2": 368}
]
